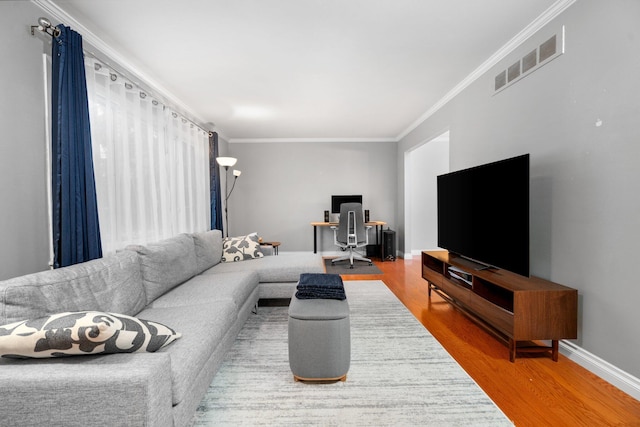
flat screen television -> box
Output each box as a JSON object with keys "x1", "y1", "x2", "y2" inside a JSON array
[
  {"x1": 437, "y1": 154, "x2": 530, "y2": 277},
  {"x1": 331, "y1": 195, "x2": 363, "y2": 214}
]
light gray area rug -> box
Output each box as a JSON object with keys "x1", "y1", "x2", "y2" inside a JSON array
[{"x1": 190, "y1": 280, "x2": 512, "y2": 426}]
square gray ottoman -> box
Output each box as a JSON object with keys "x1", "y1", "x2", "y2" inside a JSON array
[{"x1": 288, "y1": 294, "x2": 350, "y2": 382}]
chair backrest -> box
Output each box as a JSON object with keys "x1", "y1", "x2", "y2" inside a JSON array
[{"x1": 336, "y1": 202, "x2": 366, "y2": 245}]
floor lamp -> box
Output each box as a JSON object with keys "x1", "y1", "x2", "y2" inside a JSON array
[{"x1": 216, "y1": 157, "x2": 241, "y2": 237}]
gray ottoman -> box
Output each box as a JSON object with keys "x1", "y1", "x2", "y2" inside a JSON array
[{"x1": 288, "y1": 295, "x2": 350, "y2": 382}]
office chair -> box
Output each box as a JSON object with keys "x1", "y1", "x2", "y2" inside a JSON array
[{"x1": 331, "y1": 202, "x2": 372, "y2": 268}]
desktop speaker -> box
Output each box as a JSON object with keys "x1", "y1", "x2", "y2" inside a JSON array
[
  {"x1": 364, "y1": 209, "x2": 370, "y2": 222},
  {"x1": 324, "y1": 210, "x2": 330, "y2": 222}
]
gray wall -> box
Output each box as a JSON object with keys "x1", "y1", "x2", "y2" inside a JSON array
[
  {"x1": 398, "y1": 0, "x2": 640, "y2": 377},
  {"x1": 0, "y1": 2, "x2": 52, "y2": 280},
  {"x1": 406, "y1": 132, "x2": 448, "y2": 256},
  {"x1": 227, "y1": 141, "x2": 397, "y2": 253}
]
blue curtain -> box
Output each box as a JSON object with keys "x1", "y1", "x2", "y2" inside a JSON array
[
  {"x1": 209, "y1": 132, "x2": 224, "y2": 231},
  {"x1": 51, "y1": 24, "x2": 102, "y2": 268}
]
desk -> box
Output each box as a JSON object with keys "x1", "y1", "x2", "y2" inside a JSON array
[{"x1": 310, "y1": 221, "x2": 386, "y2": 254}]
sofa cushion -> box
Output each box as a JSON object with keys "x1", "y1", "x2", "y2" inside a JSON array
[
  {"x1": 208, "y1": 252, "x2": 325, "y2": 283},
  {"x1": 0, "y1": 251, "x2": 146, "y2": 326},
  {"x1": 148, "y1": 271, "x2": 259, "y2": 311},
  {"x1": 136, "y1": 302, "x2": 237, "y2": 405},
  {"x1": 221, "y1": 232, "x2": 264, "y2": 263},
  {"x1": 191, "y1": 229, "x2": 223, "y2": 273},
  {"x1": 127, "y1": 234, "x2": 199, "y2": 305},
  {"x1": 0, "y1": 311, "x2": 180, "y2": 359}
]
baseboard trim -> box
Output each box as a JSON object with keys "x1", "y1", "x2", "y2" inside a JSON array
[{"x1": 560, "y1": 340, "x2": 640, "y2": 401}]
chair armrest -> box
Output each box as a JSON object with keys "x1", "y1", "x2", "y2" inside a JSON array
[
  {"x1": 364, "y1": 225, "x2": 373, "y2": 245},
  {"x1": 331, "y1": 225, "x2": 345, "y2": 248}
]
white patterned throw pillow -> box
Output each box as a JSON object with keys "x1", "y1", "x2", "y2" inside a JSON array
[
  {"x1": 0, "y1": 311, "x2": 181, "y2": 359},
  {"x1": 222, "y1": 232, "x2": 264, "y2": 263}
]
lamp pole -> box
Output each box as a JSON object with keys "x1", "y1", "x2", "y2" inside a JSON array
[
  {"x1": 223, "y1": 166, "x2": 230, "y2": 237},
  {"x1": 224, "y1": 169, "x2": 241, "y2": 236},
  {"x1": 216, "y1": 157, "x2": 240, "y2": 237}
]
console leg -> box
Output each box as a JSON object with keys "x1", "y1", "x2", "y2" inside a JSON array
[{"x1": 552, "y1": 340, "x2": 559, "y2": 362}]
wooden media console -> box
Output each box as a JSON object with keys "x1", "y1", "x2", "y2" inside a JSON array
[{"x1": 422, "y1": 250, "x2": 578, "y2": 362}]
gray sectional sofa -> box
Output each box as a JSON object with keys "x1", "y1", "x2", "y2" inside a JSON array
[{"x1": 0, "y1": 230, "x2": 324, "y2": 427}]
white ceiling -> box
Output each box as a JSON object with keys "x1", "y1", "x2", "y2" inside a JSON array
[{"x1": 44, "y1": 0, "x2": 560, "y2": 141}]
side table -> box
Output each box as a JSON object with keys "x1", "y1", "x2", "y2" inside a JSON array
[{"x1": 260, "y1": 241, "x2": 281, "y2": 255}]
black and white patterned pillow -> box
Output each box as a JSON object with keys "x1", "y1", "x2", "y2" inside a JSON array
[
  {"x1": 0, "y1": 311, "x2": 181, "y2": 359},
  {"x1": 222, "y1": 232, "x2": 264, "y2": 263}
]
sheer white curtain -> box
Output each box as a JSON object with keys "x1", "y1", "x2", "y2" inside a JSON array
[{"x1": 84, "y1": 57, "x2": 209, "y2": 254}]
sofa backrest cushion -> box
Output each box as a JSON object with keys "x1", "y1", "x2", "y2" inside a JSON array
[
  {"x1": 191, "y1": 229, "x2": 223, "y2": 273},
  {"x1": 0, "y1": 251, "x2": 146, "y2": 326},
  {"x1": 126, "y1": 234, "x2": 198, "y2": 305}
]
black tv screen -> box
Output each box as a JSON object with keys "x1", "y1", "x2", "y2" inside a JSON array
[
  {"x1": 437, "y1": 154, "x2": 530, "y2": 277},
  {"x1": 331, "y1": 195, "x2": 362, "y2": 213}
]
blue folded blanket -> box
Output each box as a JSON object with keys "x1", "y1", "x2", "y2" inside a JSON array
[
  {"x1": 298, "y1": 273, "x2": 344, "y2": 288},
  {"x1": 296, "y1": 273, "x2": 346, "y2": 300}
]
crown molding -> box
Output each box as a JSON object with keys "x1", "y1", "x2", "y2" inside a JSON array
[
  {"x1": 33, "y1": 0, "x2": 576, "y2": 144},
  {"x1": 395, "y1": 0, "x2": 577, "y2": 142},
  {"x1": 228, "y1": 137, "x2": 398, "y2": 144},
  {"x1": 32, "y1": 0, "x2": 213, "y2": 133}
]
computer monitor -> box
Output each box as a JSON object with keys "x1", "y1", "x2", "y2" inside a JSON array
[{"x1": 331, "y1": 195, "x2": 363, "y2": 214}]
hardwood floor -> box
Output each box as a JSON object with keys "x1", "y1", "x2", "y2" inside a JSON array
[{"x1": 340, "y1": 257, "x2": 640, "y2": 426}]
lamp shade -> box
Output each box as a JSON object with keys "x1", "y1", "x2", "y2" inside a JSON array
[
  {"x1": 233, "y1": 169, "x2": 242, "y2": 177},
  {"x1": 216, "y1": 157, "x2": 237, "y2": 167}
]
